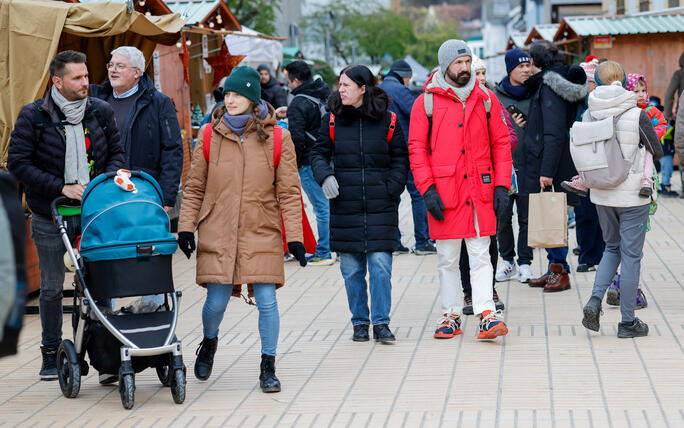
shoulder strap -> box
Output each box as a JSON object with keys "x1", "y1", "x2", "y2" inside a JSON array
[
  {"x1": 329, "y1": 112, "x2": 336, "y2": 144},
  {"x1": 273, "y1": 125, "x2": 282, "y2": 170},
  {"x1": 424, "y1": 92, "x2": 433, "y2": 155},
  {"x1": 202, "y1": 123, "x2": 213, "y2": 163},
  {"x1": 479, "y1": 83, "x2": 491, "y2": 119},
  {"x1": 387, "y1": 112, "x2": 397, "y2": 142}
]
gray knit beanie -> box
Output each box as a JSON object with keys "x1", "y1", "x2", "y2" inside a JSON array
[{"x1": 438, "y1": 40, "x2": 472, "y2": 76}]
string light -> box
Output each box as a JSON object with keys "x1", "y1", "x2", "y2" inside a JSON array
[
  {"x1": 216, "y1": 13, "x2": 222, "y2": 24},
  {"x1": 176, "y1": 41, "x2": 182, "y2": 48},
  {"x1": 138, "y1": 0, "x2": 145, "y2": 6},
  {"x1": 145, "y1": 11, "x2": 151, "y2": 16},
  {"x1": 209, "y1": 22, "x2": 215, "y2": 28},
  {"x1": 186, "y1": 39, "x2": 192, "y2": 46},
  {"x1": 198, "y1": 23, "x2": 204, "y2": 28}
]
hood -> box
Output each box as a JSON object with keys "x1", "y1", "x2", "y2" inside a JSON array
[
  {"x1": 542, "y1": 63, "x2": 588, "y2": 103},
  {"x1": 292, "y1": 78, "x2": 331, "y2": 101},
  {"x1": 587, "y1": 82, "x2": 637, "y2": 120}
]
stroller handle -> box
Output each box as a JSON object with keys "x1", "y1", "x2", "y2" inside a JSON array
[
  {"x1": 103, "y1": 169, "x2": 145, "y2": 179},
  {"x1": 50, "y1": 196, "x2": 80, "y2": 225}
]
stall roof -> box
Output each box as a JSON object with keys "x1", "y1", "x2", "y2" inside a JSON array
[
  {"x1": 506, "y1": 32, "x2": 528, "y2": 49},
  {"x1": 77, "y1": 0, "x2": 172, "y2": 15},
  {"x1": 555, "y1": 12, "x2": 684, "y2": 40},
  {"x1": 525, "y1": 24, "x2": 560, "y2": 45},
  {"x1": 165, "y1": 0, "x2": 240, "y2": 30}
]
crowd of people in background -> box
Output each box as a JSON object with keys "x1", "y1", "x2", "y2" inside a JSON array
[{"x1": 3, "y1": 40, "x2": 684, "y2": 396}]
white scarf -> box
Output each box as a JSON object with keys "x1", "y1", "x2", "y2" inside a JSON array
[
  {"x1": 51, "y1": 86, "x2": 89, "y2": 185},
  {"x1": 434, "y1": 69, "x2": 476, "y2": 104}
]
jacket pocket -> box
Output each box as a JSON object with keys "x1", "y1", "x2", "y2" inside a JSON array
[
  {"x1": 477, "y1": 162, "x2": 494, "y2": 202},
  {"x1": 196, "y1": 200, "x2": 215, "y2": 226},
  {"x1": 431, "y1": 164, "x2": 458, "y2": 208}
]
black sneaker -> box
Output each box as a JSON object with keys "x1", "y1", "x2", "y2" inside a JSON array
[
  {"x1": 582, "y1": 296, "x2": 602, "y2": 332},
  {"x1": 39, "y1": 346, "x2": 58, "y2": 381},
  {"x1": 372, "y1": 324, "x2": 396, "y2": 344},
  {"x1": 462, "y1": 293, "x2": 473, "y2": 315},
  {"x1": 572, "y1": 247, "x2": 581, "y2": 256},
  {"x1": 617, "y1": 318, "x2": 649, "y2": 338},
  {"x1": 352, "y1": 324, "x2": 369, "y2": 342},
  {"x1": 414, "y1": 243, "x2": 437, "y2": 255},
  {"x1": 576, "y1": 264, "x2": 596, "y2": 272},
  {"x1": 393, "y1": 245, "x2": 410, "y2": 255}
]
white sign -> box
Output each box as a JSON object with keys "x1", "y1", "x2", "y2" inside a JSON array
[
  {"x1": 202, "y1": 35, "x2": 212, "y2": 74},
  {"x1": 152, "y1": 50, "x2": 162, "y2": 92}
]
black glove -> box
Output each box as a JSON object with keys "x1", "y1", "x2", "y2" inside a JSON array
[
  {"x1": 493, "y1": 186, "x2": 510, "y2": 218},
  {"x1": 177, "y1": 232, "x2": 196, "y2": 259},
  {"x1": 287, "y1": 241, "x2": 307, "y2": 267},
  {"x1": 422, "y1": 184, "x2": 445, "y2": 221}
]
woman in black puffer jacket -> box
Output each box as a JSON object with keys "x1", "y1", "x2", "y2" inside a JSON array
[{"x1": 311, "y1": 65, "x2": 408, "y2": 344}]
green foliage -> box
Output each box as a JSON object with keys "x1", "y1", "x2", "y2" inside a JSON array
[
  {"x1": 224, "y1": 0, "x2": 280, "y2": 35},
  {"x1": 312, "y1": 60, "x2": 337, "y2": 88},
  {"x1": 404, "y1": 8, "x2": 460, "y2": 69},
  {"x1": 303, "y1": 1, "x2": 416, "y2": 65}
]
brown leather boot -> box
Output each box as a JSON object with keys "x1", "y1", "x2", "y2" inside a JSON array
[
  {"x1": 528, "y1": 272, "x2": 549, "y2": 288},
  {"x1": 543, "y1": 263, "x2": 571, "y2": 292}
]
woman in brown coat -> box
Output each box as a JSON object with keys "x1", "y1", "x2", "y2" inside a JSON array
[{"x1": 177, "y1": 67, "x2": 306, "y2": 393}]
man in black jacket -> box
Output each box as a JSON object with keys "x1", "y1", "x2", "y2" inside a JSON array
[
  {"x1": 519, "y1": 40, "x2": 587, "y2": 292},
  {"x1": 91, "y1": 46, "x2": 183, "y2": 212},
  {"x1": 7, "y1": 50, "x2": 124, "y2": 380},
  {"x1": 258, "y1": 64, "x2": 288, "y2": 109},
  {"x1": 285, "y1": 61, "x2": 333, "y2": 265}
]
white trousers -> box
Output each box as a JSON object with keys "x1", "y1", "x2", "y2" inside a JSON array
[{"x1": 436, "y1": 236, "x2": 495, "y2": 316}]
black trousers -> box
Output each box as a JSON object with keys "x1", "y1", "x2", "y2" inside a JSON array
[
  {"x1": 574, "y1": 193, "x2": 605, "y2": 265},
  {"x1": 496, "y1": 193, "x2": 533, "y2": 266},
  {"x1": 460, "y1": 237, "x2": 498, "y2": 294}
]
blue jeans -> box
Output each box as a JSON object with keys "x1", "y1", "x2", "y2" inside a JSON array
[
  {"x1": 202, "y1": 283, "x2": 279, "y2": 356},
  {"x1": 397, "y1": 172, "x2": 430, "y2": 248},
  {"x1": 660, "y1": 155, "x2": 673, "y2": 186},
  {"x1": 299, "y1": 166, "x2": 331, "y2": 258},
  {"x1": 30, "y1": 213, "x2": 81, "y2": 350},
  {"x1": 546, "y1": 246, "x2": 569, "y2": 272},
  {"x1": 339, "y1": 252, "x2": 392, "y2": 326}
]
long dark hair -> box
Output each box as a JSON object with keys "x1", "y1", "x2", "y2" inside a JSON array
[{"x1": 327, "y1": 65, "x2": 389, "y2": 121}]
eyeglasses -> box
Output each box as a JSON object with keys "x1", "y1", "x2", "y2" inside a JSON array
[{"x1": 106, "y1": 63, "x2": 136, "y2": 72}]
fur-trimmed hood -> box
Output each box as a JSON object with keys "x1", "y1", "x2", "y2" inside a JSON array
[{"x1": 542, "y1": 70, "x2": 588, "y2": 103}]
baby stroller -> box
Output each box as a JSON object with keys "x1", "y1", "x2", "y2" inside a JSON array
[{"x1": 51, "y1": 170, "x2": 186, "y2": 409}]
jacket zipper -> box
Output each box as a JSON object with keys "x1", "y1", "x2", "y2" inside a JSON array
[{"x1": 360, "y1": 119, "x2": 368, "y2": 252}]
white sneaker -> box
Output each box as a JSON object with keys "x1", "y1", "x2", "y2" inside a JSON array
[
  {"x1": 518, "y1": 264, "x2": 533, "y2": 283},
  {"x1": 495, "y1": 260, "x2": 517, "y2": 282}
]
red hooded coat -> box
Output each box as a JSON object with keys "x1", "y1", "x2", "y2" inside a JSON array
[{"x1": 408, "y1": 73, "x2": 512, "y2": 239}]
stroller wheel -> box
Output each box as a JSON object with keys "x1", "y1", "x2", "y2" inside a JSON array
[
  {"x1": 169, "y1": 368, "x2": 186, "y2": 404},
  {"x1": 57, "y1": 340, "x2": 81, "y2": 398},
  {"x1": 119, "y1": 373, "x2": 135, "y2": 409},
  {"x1": 156, "y1": 366, "x2": 170, "y2": 387}
]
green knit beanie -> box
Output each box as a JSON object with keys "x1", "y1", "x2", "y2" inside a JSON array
[{"x1": 223, "y1": 66, "x2": 262, "y2": 104}]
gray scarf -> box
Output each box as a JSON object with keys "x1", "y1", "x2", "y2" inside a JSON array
[
  {"x1": 434, "y1": 70, "x2": 476, "y2": 104},
  {"x1": 51, "y1": 86, "x2": 89, "y2": 185}
]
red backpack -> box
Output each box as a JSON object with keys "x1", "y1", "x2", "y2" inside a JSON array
[
  {"x1": 328, "y1": 111, "x2": 397, "y2": 143},
  {"x1": 202, "y1": 123, "x2": 282, "y2": 168}
]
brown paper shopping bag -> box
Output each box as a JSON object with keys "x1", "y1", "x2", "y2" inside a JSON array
[{"x1": 528, "y1": 188, "x2": 567, "y2": 248}]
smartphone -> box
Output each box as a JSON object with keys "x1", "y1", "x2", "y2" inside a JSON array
[{"x1": 506, "y1": 105, "x2": 527, "y2": 121}]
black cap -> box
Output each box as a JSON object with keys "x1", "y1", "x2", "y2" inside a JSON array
[{"x1": 389, "y1": 59, "x2": 412, "y2": 78}]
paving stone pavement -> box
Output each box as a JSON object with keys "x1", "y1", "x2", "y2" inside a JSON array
[{"x1": 1, "y1": 184, "x2": 683, "y2": 427}]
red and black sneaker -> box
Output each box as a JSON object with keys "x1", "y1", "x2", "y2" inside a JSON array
[
  {"x1": 477, "y1": 310, "x2": 508, "y2": 340},
  {"x1": 434, "y1": 313, "x2": 462, "y2": 339}
]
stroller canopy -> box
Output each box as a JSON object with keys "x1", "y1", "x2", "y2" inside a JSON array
[{"x1": 80, "y1": 172, "x2": 177, "y2": 262}]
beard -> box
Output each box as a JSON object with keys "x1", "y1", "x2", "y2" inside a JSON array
[{"x1": 446, "y1": 69, "x2": 471, "y2": 87}]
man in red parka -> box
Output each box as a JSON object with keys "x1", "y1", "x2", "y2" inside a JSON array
[{"x1": 409, "y1": 40, "x2": 513, "y2": 340}]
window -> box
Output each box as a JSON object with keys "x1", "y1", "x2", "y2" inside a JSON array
[
  {"x1": 639, "y1": 0, "x2": 650, "y2": 12},
  {"x1": 616, "y1": 0, "x2": 625, "y2": 14},
  {"x1": 668, "y1": 0, "x2": 679, "y2": 8}
]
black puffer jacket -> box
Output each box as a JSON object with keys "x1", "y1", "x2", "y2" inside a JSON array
[
  {"x1": 7, "y1": 92, "x2": 125, "y2": 217},
  {"x1": 91, "y1": 74, "x2": 183, "y2": 207},
  {"x1": 288, "y1": 78, "x2": 331, "y2": 167},
  {"x1": 259, "y1": 67, "x2": 288, "y2": 109},
  {"x1": 519, "y1": 63, "x2": 587, "y2": 206},
  {"x1": 310, "y1": 108, "x2": 409, "y2": 253}
]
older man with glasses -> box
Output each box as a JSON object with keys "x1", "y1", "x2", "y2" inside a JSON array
[{"x1": 92, "y1": 46, "x2": 183, "y2": 214}]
